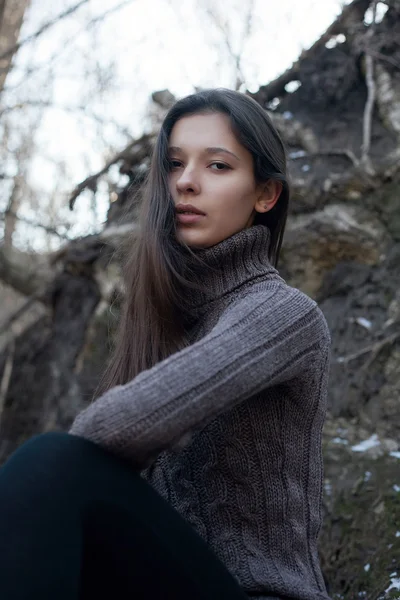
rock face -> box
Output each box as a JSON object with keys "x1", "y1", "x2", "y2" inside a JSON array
[
  {"x1": 268, "y1": 5, "x2": 400, "y2": 595},
  {"x1": 1, "y1": 1, "x2": 400, "y2": 598},
  {"x1": 280, "y1": 203, "x2": 388, "y2": 297},
  {"x1": 320, "y1": 439, "x2": 400, "y2": 600}
]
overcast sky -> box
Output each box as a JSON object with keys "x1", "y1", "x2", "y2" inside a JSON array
[{"x1": 5, "y1": 0, "x2": 362, "y2": 249}]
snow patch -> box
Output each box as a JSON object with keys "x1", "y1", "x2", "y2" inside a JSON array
[
  {"x1": 289, "y1": 150, "x2": 306, "y2": 159},
  {"x1": 351, "y1": 434, "x2": 380, "y2": 452},
  {"x1": 386, "y1": 577, "x2": 400, "y2": 594},
  {"x1": 332, "y1": 437, "x2": 349, "y2": 445},
  {"x1": 284, "y1": 81, "x2": 301, "y2": 94},
  {"x1": 355, "y1": 317, "x2": 372, "y2": 330}
]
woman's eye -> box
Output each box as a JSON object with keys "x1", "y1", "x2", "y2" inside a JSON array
[
  {"x1": 170, "y1": 160, "x2": 182, "y2": 169},
  {"x1": 210, "y1": 162, "x2": 230, "y2": 171},
  {"x1": 169, "y1": 160, "x2": 230, "y2": 171}
]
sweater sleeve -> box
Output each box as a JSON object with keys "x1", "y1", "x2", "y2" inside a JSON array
[{"x1": 69, "y1": 283, "x2": 330, "y2": 465}]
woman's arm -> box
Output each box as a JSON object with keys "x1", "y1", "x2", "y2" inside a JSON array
[{"x1": 69, "y1": 283, "x2": 330, "y2": 465}]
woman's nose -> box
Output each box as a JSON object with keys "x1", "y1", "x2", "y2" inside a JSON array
[{"x1": 176, "y1": 168, "x2": 200, "y2": 195}]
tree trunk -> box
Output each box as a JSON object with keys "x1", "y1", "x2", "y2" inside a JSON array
[{"x1": 0, "y1": 0, "x2": 30, "y2": 96}]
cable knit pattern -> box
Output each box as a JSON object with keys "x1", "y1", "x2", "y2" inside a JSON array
[{"x1": 70, "y1": 225, "x2": 332, "y2": 600}]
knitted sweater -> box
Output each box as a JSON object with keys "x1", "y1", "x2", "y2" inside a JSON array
[{"x1": 70, "y1": 224, "x2": 332, "y2": 600}]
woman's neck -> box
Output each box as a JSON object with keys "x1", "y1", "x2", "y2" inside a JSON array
[{"x1": 183, "y1": 225, "x2": 279, "y2": 311}]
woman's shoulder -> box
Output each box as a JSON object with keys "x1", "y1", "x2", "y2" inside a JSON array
[
  {"x1": 242, "y1": 277, "x2": 317, "y2": 309},
  {"x1": 227, "y1": 279, "x2": 331, "y2": 345}
]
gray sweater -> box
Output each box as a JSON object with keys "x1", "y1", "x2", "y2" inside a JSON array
[{"x1": 70, "y1": 224, "x2": 331, "y2": 600}]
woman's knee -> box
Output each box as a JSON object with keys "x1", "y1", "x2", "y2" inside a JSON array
[
  {"x1": 1, "y1": 431, "x2": 98, "y2": 484},
  {"x1": 1, "y1": 431, "x2": 135, "y2": 502},
  {"x1": 7, "y1": 431, "x2": 81, "y2": 461},
  {"x1": 0, "y1": 433, "x2": 96, "y2": 531}
]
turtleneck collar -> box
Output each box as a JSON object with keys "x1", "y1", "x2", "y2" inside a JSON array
[{"x1": 183, "y1": 224, "x2": 281, "y2": 312}]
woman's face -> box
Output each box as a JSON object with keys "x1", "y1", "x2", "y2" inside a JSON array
[{"x1": 168, "y1": 112, "x2": 280, "y2": 249}]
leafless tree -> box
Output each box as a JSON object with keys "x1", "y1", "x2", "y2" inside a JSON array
[
  {"x1": 194, "y1": 0, "x2": 256, "y2": 91},
  {"x1": 0, "y1": 0, "x2": 30, "y2": 95},
  {"x1": 0, "y1": 0, "x2": 138, "y2": 253}
]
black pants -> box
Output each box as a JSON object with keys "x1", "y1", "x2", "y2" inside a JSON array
[{"x1": 0, "y1": 432, "x2": 247, "y2": 600}]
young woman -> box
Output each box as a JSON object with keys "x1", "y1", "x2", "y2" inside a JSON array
[{"x1": 0, "y1": 89, "x2": 331, "y2": 600}]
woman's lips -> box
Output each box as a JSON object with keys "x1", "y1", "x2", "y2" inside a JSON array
[{"x1": 176, "y1": 213, "x2": 205, "y2": 225}]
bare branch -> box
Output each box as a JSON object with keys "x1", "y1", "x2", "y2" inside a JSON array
[
  {"x1": 0, "y1": 337, "x2": 15, "y2": 425},
  {"x1": 0, "y1": 0, "x2": 136, "y2": 76},
  {"x1": 0, "y1": 100, "x2": 134, "y2": 139},
  {"x1": 239, "y1": 0, "x2": 254, "y2": 56},
  {"x1": 68, "y1": 133, "x2": 154, "y2": 210},
  {"x1": 0, "y1": 222, "x2": 138, "y2": 309},
  {"x1": 0, "y1": 209, "x2": 71, "y2": 240},
  {"x1": 361, "y1": 1, "x2": 378, "y2": 172},
  {"x1": 199, "y1": 1, "x2": 252, "y2": 90},
  {"x1": 0, "y1": 243, "x2": 53, "y2": 297},
  {"x1": 234, "y1": 0, "x2": 255, "y2": 90},
  {"x1": 3, "y1": 0, "x2": 136, "y2": 95},
  {"x1": 0, "y1": 0, "x2": 30, "y2": 94},
  {"x1": 0, "y1": 296, "x2": 39, "y2": 337},
  {"x1": 337, "y1": 330, "x2": 400, "y2": 366},
  {"x1": 0, "y1": 0, "x2": 90, "y2": 64},
  {"x1": 369, "y1": 49, "x2": 400, "y2": 70}
]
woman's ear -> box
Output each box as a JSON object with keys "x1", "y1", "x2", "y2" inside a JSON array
[{"x1": 254, "y1": 180, "x2": 282, "y2": 214}]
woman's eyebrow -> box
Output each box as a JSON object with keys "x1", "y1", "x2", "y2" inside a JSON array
[
  {"x1": 168, "y1": 146, "x2": 240, "y2": 161},
  {"x1": 205, "y1": 147, "x2": 241, "y2": 161}
]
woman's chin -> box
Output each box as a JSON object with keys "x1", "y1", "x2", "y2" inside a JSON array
[{"x1": 176, "y1": 227, "x2": 212, "y2": 249}]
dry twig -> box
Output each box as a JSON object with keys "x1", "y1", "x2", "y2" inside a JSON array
[
  {"x1": 68, "y1": 134, "x2": 153, "y2": 210},
  {"x1": 0, "y1": 0, "x2": 90, "y2": 63},
  {"x1": 361, "y1": 0, "x2": 378, "y2": 173},
  {"x1": 0, "y1": 337, "x2": 15, "y2": 426},
  {"x1": 0, "y1": 209, "x2": 70, "y2": 240},
  {"x1": 337, "y1": 330, "x2": 400, "y2": 365},
  {"x1": 0, "y1": 296, "x2": 42, "y2": 337}
]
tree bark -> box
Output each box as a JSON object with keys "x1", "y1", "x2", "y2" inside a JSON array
[{"x1": 0, "y1": 0, "x2": 30, "y2": 96}]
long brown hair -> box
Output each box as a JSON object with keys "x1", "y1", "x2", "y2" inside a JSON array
[{"x1": 94, "y1": 88, "x2": 290, "y2": 398}]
